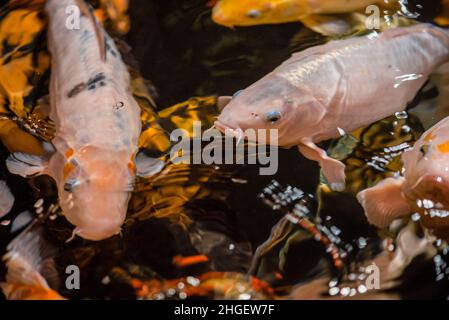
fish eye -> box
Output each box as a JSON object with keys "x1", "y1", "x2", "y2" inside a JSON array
[
  {"x1": 420, "y1": 144, "x2": 429, "y2": 156},
  {"x1": 64, "y1": 179, "x2": 81, "y2": 192},
  {"x1": 246, "y1": 9, "x2": 262, "y2": 18},
  {"x1": 265, "y1": 110, "x2": 282, "y2": 123},
  {"x1": 232, "y1": 90, "x2": 243, "y2": 99}
]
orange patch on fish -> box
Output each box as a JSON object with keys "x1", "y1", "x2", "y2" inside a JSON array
[
  {"x1": 63, "y1": 162, "x2": 75, "y2": 180},
  {"x1": 2, "y1": 284, "x2": 65, "y2": 300},
  {"x1": 172, "y1": 255, "x2": 209, "y2": 268},
  {"x1": 438, "y1": 141, "x2": 449, "y2": 153},
  {"x1": 65, "y1": 148, "x2": 74, "y2": 158},
  {"x1": 424, "y1": 132, "x2": 435, "y2": 142}
]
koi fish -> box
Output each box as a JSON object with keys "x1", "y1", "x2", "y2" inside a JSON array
[
  {"x1": 357, "y1": 115, "x2": 449, "y2": 241},
  {"x1": 1, "y1": 222, "x2": 65, "y2": 300},
  {"x1": 211, "y1": 0, "x2": 398, "y2": 35},
  {"x1": 215, "y1": 24, "x2": 449, "y2": 191},
  {"x1": 6, "y1": 0, "x2": 147, "y2": 241}
]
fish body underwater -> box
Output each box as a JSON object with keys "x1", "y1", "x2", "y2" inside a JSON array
[
  {"x1": 1, "y1": 223, "x2": 65, "y2": 300},
  {"x1": 6, "y1": 0, "x2": 142, "y2": 241},
  {"x1": 357, "y1": 116, "x2": 449, "y2": 241},
  {"x1": 215, "y1": 24, "x2": 449, "y2": 191},
  {"x1": 211, "y1": 0, "x2": 395, "y2": 31}
]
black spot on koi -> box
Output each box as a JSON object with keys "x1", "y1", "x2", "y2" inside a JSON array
[
  {"x1": 66, "y1": 73, "x2": 107, "y2": 98},
  {"x1": 87, "y1": 72, "x2": 107, "y2": 90},
  {"x1": 105, "y1": 40, "x2": 118, "y2": 58},
  {"x1": 67, "y1": 83, "x2": 87, "y2": 98}
]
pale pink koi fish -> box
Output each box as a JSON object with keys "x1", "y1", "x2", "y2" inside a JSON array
[
  {"x1": 215, "y1": 24, "x2": 449, "y2": 191},
  {"x1": 357, "y1": 116, "x2": 449, "y2": 240},
  {"x1": 5, "y1": 0, "x2": 161, "y2": 241}
]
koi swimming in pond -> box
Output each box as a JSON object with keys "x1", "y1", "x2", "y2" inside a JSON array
[
  {"x1": 211, "y1": 0, "x2": 399, "y2": 35},
  {"x1": 215, "y1": 24, "x2": 449, "y2": 191},
  {"x1": 5, "y1": 0, "x2": 155, "y2": 241}
]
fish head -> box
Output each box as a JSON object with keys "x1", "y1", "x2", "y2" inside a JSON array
[
  {"x1": 212, "y1": 0, "x2": 309, "y2": 27},
  {"x1": 215, "y1": 77, "x2": 326, "y2": 146},
  {"x1": 402, "y1": 123, "x2": 449, "y2": 233},
  {"x1": 58, "y1": 146, "x2": 134, "y2": 240}
]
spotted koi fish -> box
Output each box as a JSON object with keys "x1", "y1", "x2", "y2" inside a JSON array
[{"x1": 5, "y1": 0, "x2": 148, "y2": 241}]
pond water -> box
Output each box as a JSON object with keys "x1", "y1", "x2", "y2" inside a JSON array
[{"x1": 1, "y1": 0, "x2": 449, "y2": 300}]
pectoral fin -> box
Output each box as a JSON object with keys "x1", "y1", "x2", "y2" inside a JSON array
[
  {"x1": 298, "y1": 139, "x2": 346, "y2": 191},
  {"x1": 300, "y1": 14, "x2": 353, "y2": 36},
  {"x1": 6, "y1": 153, "x2": 49, "y2": 178},
  {"x1": 135, "y1": 152, "x2": 165, "y2": 178},
  {"x1": 217, "y1": 96, "x2": 232, "y2": 111},
  {"x1": 356, "y1": 177, "x2": 411, "y2": 228}
]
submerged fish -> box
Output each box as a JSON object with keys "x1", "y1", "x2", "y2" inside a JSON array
[
  {"x1": 6, "y1": 0, "x2": 142, "y2": 241},
  {"x1": 357, "y1": 115, "x2": 449, "y2": 241},
  {"x1": 1, "y1": 223, "x2": 65, "y2": 300},
  {"x1": 96, "y1": 0, "x2": 130, "y2": 35},
  {"x1": 215, "y1": 24, "x2": 449, "y2": 191},
  {"x1": 117, "y1": 270, "x2": 274, "y2": 300},
  {"x1": 211, "y1": 0, "x2": 398, "y2": 35}
]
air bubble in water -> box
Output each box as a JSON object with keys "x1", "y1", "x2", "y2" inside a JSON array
[
  {"x1": 329, "y1": 287, "x2": 339, "y2": 296},
  {"x1": 395, "y1": 111, "x2": 408, "y2": 119}
]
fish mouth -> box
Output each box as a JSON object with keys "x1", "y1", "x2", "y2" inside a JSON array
[
  {"x1": 407, "y1": 174, "x2": 449, "y2": 228},
  {"x1": 213, "y1": 120, "x2": 245, "y2": 144},
  {"x1": 213, "y1": 120, "x2": 232, "y2": 132},
  {"x1": 211, "y1": 11, "x2": 235, "y2": 28}
]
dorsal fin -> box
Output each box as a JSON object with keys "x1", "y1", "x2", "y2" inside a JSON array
[{"x1": 75, "y1": 0, "x2": 106, "y2": 62}]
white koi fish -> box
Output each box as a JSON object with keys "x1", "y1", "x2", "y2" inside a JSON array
[
  {"x1": 6, "y1": 0, "x2": 142, "y2": 241},
  {"x1": 215, "y1": 24, "x2": 449, "y2": 191}
]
